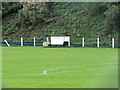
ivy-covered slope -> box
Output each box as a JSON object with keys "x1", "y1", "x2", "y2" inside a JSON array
[{"x1": 2, "y1": 2, "x2": 119, "y2": 45}]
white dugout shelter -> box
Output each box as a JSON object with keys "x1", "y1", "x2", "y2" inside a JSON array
[{"x1": 43, "y1": 34, "x2": 70, "y2": 47}]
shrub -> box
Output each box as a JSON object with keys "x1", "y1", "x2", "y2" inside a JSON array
[
  {"x1": 2, "y1": 2, "x2": 23, "y2": 17},
  {"x1": 104, "y1": 4, "x2": 118, "y2": 35},
  {"x1": 17, "y1": 2, "x2": 50, "y2": 26},
  {"x1": 83, "y1": 2, "x2": 107, "y2": 16}
]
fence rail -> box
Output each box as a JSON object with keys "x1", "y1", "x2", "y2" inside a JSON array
[{"x1": 1, "y1": 37, "x2": 119, "y2": 48}]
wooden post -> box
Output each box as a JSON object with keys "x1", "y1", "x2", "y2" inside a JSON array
[
  {"x1": 34, "y1": 37, "x2": 35, "y2": 46},
  {"x1": 68, "y1": 37, "x2": 70, "y2": 47},
  {"x1": 112, "y1": 38, "x2": 114, "y2": 48},
  {"x1": 97, "y1": 38, "x2": 99, "y2": 48},
  {"x1": 4, "y1": 40, "x2": 10, "y2": 47},
  {"x1": 21, "y1": 37, "x2": 23, "y2": 46},
  {"x1": 47, "y1": 37, "x2": 48, "y2": 42},
  {"x1": 82, "y1": 38, "x2": 84, "y2": 47}
]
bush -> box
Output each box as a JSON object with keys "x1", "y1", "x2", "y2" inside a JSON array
[
  {"x1": 2, "y1": 2, "x2": 23, "y2": 17},
  {"x1": 104, "y1": 4, "x2": 118, "y2": 35},
  {"x1": 83, "y1": 2, "x2": 107, "y2": 16},
  {"x1": 17, "y1": 2, "x2": 50, "y2": 26}
]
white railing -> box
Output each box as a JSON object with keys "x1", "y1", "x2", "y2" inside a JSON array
[{"x1": 4, "y1": 37, "x2": 116, "y2": 48}]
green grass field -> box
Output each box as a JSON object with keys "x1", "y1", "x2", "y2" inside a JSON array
[{"x1": 2, "y1": 47, "x2": 118, "y2": 88}]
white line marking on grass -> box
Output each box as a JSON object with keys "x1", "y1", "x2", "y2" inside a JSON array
[
  {"x1": 56, "y1": 69, "x2": 96, "y2": 74},
  {"x1": 43, "y1": 63, "x2": 117, "y2": 75},
  {"x1": 24, "y1": 74, "x2": 44, "y2": 76},
  {"x1": 43, "y1": 67, "x2": 66, "y2": 75},
  {"x1": 23, "y1": 63, "x2": 117, "y2": 76},
  {"x1": 43, "y1": 70, "x2": 47, "y2": 75}
]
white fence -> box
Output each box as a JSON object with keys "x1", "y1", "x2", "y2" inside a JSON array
[{"x1": 3, "y1": 37, "x2": 117, "y2": 48}]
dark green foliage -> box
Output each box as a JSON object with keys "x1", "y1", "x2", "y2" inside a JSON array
[
  {"x1": 83, "y1": 2, "x2": 107, "y2": 16},
  {"x1": 2, "y1": 2, "x2": 23, "y2": 18},
  {"x1": 2, "y1": 2, "x2": 119, "y2": 46},
  {"x1": 104, "y1": 4, "x2": 118, "y2": 34},
  {"x1": 17, "y1": 3, "x2": 50, "y2": 26}
]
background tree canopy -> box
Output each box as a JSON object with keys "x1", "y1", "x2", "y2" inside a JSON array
[{"x1": 2, "y1": 2, "x2": 119, "y2": 45}]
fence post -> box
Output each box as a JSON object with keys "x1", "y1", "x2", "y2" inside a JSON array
[
  {"x1": 97, "y1": 38, "x2": 99, "y2": 48},
  {"x1": 82, "y1": 38, "x2": 84, "y2": 47},
  {"x1": 47, "y1": 37, "x2": 49, "y2": 42},
  {"x1": 4, "y1": 40, "x2": 10, "y2": 47},
  {"x1": 112, "y1": 38, "x2": 114, "y2": 48},
  {"x1": 21, "y1": 37, "x2": 23, "y2": 46},
  {"x1": 34, "y1": 37, "x2": 35, "y2": 46}
]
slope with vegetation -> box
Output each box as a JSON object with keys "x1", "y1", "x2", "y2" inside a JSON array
[{"x1": 2, "y1": 2, "x2": 119, "y2": 45}]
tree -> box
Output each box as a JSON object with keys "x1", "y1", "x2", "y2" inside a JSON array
[
  {"x1": 104, "y1": 4, "x2": 119, "y2": 35},
  {"x1": 83, "y1": 2, "x2": 107, "y2": 16},
  {"x1": 2, "y1": 2, "x2": 23, "y2": 18},
  {"x1": 17, "y1": 2, "x2": 50, "y2": 26}
]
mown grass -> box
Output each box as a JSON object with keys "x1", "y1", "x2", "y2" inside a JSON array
[{"x1": 2, "y1": 47, "x2": 118, "y2": 88}]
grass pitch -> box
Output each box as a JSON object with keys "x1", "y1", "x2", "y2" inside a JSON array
[{"x1": 2, "y1": 47, "x2": 118, "y2": 88}]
